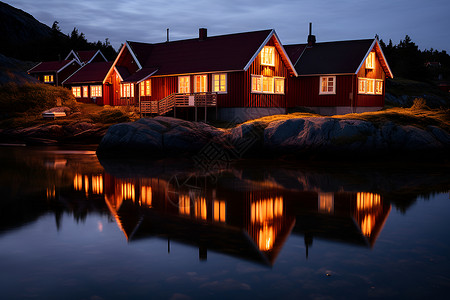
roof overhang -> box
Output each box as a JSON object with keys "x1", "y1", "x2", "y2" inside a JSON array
[
  {"x1": 64, "y1": 50, "x2": 81, "y2": 64},
  {"x1": 57, "y1": 59, "x2": 81, "y2": 73}
]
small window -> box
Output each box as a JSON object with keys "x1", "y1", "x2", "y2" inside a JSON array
[
  {"x1": 72, "y1": 86, "x2": 81, "y2": 98},
  {"x1": 319, "y1": 76, "x2": 336, "y2": 95},
  {"x1": 261, "y1": 46, "x2": 275, "y2": 66},
  {"x1": 82, "y1": 86, "x2": 88, "y2": 98},
  {"x1": 366, "y1": 79, "x2": 375, "y2": 94},
  {"x1": 358, "y1": 78, "x2": 366, "y2": 94},
  {"x1": 44, "y1": 75, "x2": 54, "y2": 83},
  {"x1": 212, "y1": 74, "x2": 227, "y2": 93},
  {"x1": 366, "y1": 52, "x2": 375, "y2": 69},
  {"x1": 178, "y1": 76, "x2": 190, "y2": 93},
  {"x1": 251, "y1": 75, "x2": 262, "y2": 93},
  {"x1": 120, "y1": 83, "x2": 134, "y2": 97},
  {"x1": 375, "y1": 80, "x2": 383, "y2": 95},
  {"x1": 262, "y1": 76, "x2": 274, "y2": 93},
  {"x1": 274, "y1": 77, "x2": 285, "y2": 94},
  {"x1": 140, "y1": 80, "x2": 151, "y2": 96},
  {"x1": 90, "y1": 85, "x2": 102, "y2": 97},
  {"x1": 194, "y1": 75, "x2": 207, "y2": 93}
]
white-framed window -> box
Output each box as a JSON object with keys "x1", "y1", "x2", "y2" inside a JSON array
[
  {"x1": 194, "y1": 75, "x2": 207, "y2": 93},
  {"x1": 178, "y1": 76, "x2": 190, "y2": 93},
  {"x1": 72, "y1": 86, "x2": 81, "y2": 98},
  {"x1": 90, "y1": 85, "x2": 102, "y2": 97},
  {"x1": 274, "y1": 77, "x2": 285, "y2": 94},
  {"x1": 261, "y1": 46, "x2": 275, "y2": 66},
  {"x1": 375, "y1": 80, "x2": 383, "y2": 95},
  {"x1": 366, "y1": 52, "x2": 375, "y2": 69},
  {"x1": 251, "y1": 75, "x2": 263, "y2": 93},
  {"x1": 44, "y1": 75, "x2": 54, "y2": 83},
  {"x1": 82, "y1": 86, "x2": 88, "y2": 98},
  {"x1": 319, "y1": 76, "x2": 336, "y2": 95},
  {"x1": 140, "y1": 80, "x2": 151, "y2": 96},
  {"x1": 212, "y1": 73, "x2": 227, "y2": 93},
  {"x1": 252, "y1": 75, "x2": 285, "y2": 94},
  {"x1": 358, "y1": 78, "x2": 383, "y2": 95},
  {"x1": 120, "y1": 83, "x2": 134, "y2": 97}
]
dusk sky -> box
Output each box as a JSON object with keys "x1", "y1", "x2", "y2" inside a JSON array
[{"x1": 5, "y1": 0, "x2": 450, "y2": 52}]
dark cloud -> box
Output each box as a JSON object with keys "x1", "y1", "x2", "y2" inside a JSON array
[{"x1": 4, "y1": 0, "x2": 450, "y2": 52}]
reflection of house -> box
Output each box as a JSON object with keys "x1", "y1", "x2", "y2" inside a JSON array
[{"x1": 101, "y1": 172, "x2": 390, "y2": 265}]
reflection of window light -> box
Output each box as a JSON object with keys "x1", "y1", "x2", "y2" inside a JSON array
[
  {"x1": 179, "y1": 194, "x2": 190, "y2": 216},
  {"x1": 140, "y1": 186, "x2": 152, "y2": 207},
  {"x1": 195, "y1": 196, "x2": 207, "y2": 220},
  {"x1": 74, "y1": 173, "x2": 83, "y2": 191},
  {"x1": 251, "y1": 197, "x2": 283, "y2": 224},
  {"x1": 84, "y1": 175, "x2": 89, "y2": 194},
  {"x1": 258, "y1": 225, "x2": 274, "y2": 251},
  {"x1": 92, "y1": 175, "x2": 103, "y2": 194},
  {"x1": 213, "y1": 200, "x2": 226, "y2": 223},
  {"x1": 318, "y1": 193, "x2": 334, "y2": 214},
  {"x1": 357, "y1": 193, "x2": 381, "y2": 210},
  {"x1": 121, "y1": 182, "x2": 135, "y2": 201},
  {"x1": 361, "y1": 214, "x2": 376, "y2": 236}
]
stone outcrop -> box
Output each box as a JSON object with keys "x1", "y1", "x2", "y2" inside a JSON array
[{"x1": 96, "y1": 116, "x2": 450, "y2": 159}]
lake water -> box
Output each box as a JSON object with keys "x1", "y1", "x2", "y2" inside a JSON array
[{"x1": 0, "y1": 146, "x2": 449, "y2": 300}]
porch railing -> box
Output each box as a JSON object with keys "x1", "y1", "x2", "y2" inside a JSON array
[{"x1": 140, "y1": 92, "x2": 217, "y2": 119}]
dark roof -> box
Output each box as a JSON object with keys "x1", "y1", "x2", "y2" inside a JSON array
[
  {"x1": 286, "y1": 39, "x2": 375, "y2": 75},
  {"x1": 115, "y1": 66, "x2": 131, "y2": 80},
  {"x1": 121, "y1": 67, "x2": 158, "y2": 83},
  {"x1": 63, "y1": 61, "x2": 113, "y2": 84},
  {"x1": 28, "y1": 60, "x2": 77, "y2": 73},
  {"x1": 126, "y1": 29, "x2": 274, "y2": 76},
  {"x1": 284, "y1": 44, "x2": 307, "y2": 65},
  {"x1": 76, "y1": 50, "x2": 98, "y2": 63}
]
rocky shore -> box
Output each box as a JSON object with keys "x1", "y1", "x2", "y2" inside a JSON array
[{"x1": 96, "y1": 116, "x2": 450, "y2": 159}]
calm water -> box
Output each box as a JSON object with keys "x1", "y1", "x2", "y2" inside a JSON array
[{"x1": 0, "y1": 146, "x2": 449, "y2": 300}]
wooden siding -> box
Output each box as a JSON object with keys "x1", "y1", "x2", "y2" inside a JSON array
[
  {"x1": 66, "y1": 82, "x2": 109, "y2": 105},
  {"x1": 355, "y1": 49, "x2": 386, "y2": 107},
  {"x1": 287, "y1": 75, "x2": 355, "y2": 107},
  {"x1": 117, "y1": 46, "x2": 140, "y2": 75}
]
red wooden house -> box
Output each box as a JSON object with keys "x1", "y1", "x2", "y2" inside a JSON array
[
  {"x1": 103, "y1": 29, "x2": 298, "y2": 121},
  {"x1": 27, "y1": 59, "x2": 82, "y2": 86},
  {"x1": 285, "y1": 27, "x2": 393, "y2": 115},
  {"x1": 62, "y1": 61, "x2": 113, "y2": 104}
]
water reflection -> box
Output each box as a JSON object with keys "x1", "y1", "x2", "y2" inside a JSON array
[{"x1": 1, "y1": 147, "x2": 449, "y2": 267}]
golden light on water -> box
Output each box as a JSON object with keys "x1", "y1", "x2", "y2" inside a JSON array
[
  {"x1": 357, "y1": 192, "x2": 381, "y2": 210},
  {"x1": 195, "y1": 197, "x2": 207, "y2": 220},
  {"x1": 140, "y1": 186, "x2": 152, "y2": 207},
  {"x1": 92, "y1": 175, "x2": 103, "y2": 195},
  {"x1": 74, "y1": 173, "x2": 83, "y2": 191},
  {"x1": 356, "y1": 192, "x2": 383, "y2": 237},
  {"x1": 213, "y1": 200, "x2": 226, "y2": 223},
  {"x1": 121, "y1": 182, "x2": 135, "y2": 201},
  {"x1": 179, "y1": 194, "x2": 191, "y2": 216},
  {"x1": 84, "y1": 175, "x2": 89, "y2": 195},
  {"x1": 258, "y1": 225, "x2": 274, "y2": 251},
  {"x1": 318, "y1": 193, "x2": 334, "y2": 214}
]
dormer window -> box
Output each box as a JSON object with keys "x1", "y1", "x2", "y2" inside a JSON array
[
  {"x1": 366, "y1": 52, "x2": 375, "y2": 69},
  {"x1": 261, "y1": 46, "x2": 275, "y2": 66}
]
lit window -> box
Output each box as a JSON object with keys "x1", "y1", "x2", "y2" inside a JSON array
[
  {"x1": 274, "y1": 77, "x2": 285, "y2": 94},
  {"x1": 120, "y1": 83, "x2": 134, "y2": 97},
  {"x1": 261, "y1": 46, "x2": 275, "y2": 66},
  {"x1": 358, "y1": 78, "x2": 366, "y2": 94},
  {"x1": 83, "y1": 86, "x2": 89, "y2": 98},
  {"x1": 319, "y1": 76, "x2": 336, "y2": 95},
  {"x1": 366, "y1": 52, "x2": 375, "y2": 69},
  {"x1": 366, "y1": 79, "x2": 375, "y2": 94},
  {"x1": 263, "y1": 76, "x2": 274, "y2": 93},
  {"x1": 72, "y1": 86, "x2": 81, "y2": 98},
  {"x1": 212, "y1": 73, "x2": 227, "y2": 93},
  {"x1": 375, "y1": 80, "x2": 383, "y2": 95},
  {"x1": 178, "y1": 76, "x2": 190, "y2": 93},
  {"x1": 194, "y1": 75, "x2": 207, "y2": 93},
  {"x1": 44, "y1": 75, "x2": 54, "y2": 83},
  {"x1": 90, "y1": 85, "x2": 102, "y2": 97},
  {"x1": 251, "y1": 75, "x2": 262, "y2": 93},
  {"x1": 140, "y1": 80, "x2": 151, "y2": 96}
]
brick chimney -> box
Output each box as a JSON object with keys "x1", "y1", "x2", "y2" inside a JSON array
[
  {"x1": 199, "y1": 28, "x2": 207, "y2": 41},
  {"x1": 307, "y1": 23, "x2": 316, "y2": 47}
]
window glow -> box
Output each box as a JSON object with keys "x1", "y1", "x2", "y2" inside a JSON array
[
  {"x1": 358, "y1": 78, "x2": 383, "y2": 95},
  {"x1": 120, "y1": 83, "x2": 134, "y2": 98},
  {"x1": 252, "y1": 75, "x2": 284, "y2": 94},
  {"x1": 90, "y1": 85, "x2": 102, "y2": 97},
  {"x1": 178, "y1": 76, "x2": 190, "y2": 93},
  {"x1": 121, "y1": 182, "x2": 135, "y2": 201},
  {"x1": 319, "y1": 76, "x2": 336, "y2": 94},
  {"x1": 366, "y1": 52, "x2": 375, "y2": 69},
  {"x1": 140, "y1": 186, "x2": 152, "y2": 207},
  {"x1": 179, "y1": 194, "x2": 191, "y2": 216},
  {"x1": 251, "y1": 75, "x2": 262, "y2": 93},
  {"x1": 375, "y1": 80, "x2": 383, "y2": 95},
  {"x1": 140, "y1": 80, "x2": 151, "y2": 96},
  {"x1": 261, "y1": 46, "x2": 275, "y2": 66},
  {"x1": 92, "y1": 175, "x2": 103, "y2": 194},
  {"x1": 73, "y1": 173, "x2": 83, "y2": 191},
  {"x1": 258, "y1": 225, "x2": 274, "y2": 251},
  {"x1": 72, "y1": 86, "x2": 81, "y2": 98},
  {"x1": 213, "y1": 200, "x2": 226, "y2": 223},
  {"x1": 194, "y1": 75, "x2": 207, "y2": 93},
  {"x1": 274, "y1": 77, "x2": 285, "y2": 94},
  {"x1": 44, "y1": 75, "x2": 54, "y2": 83},
  {"x1": 263, "y1": 76, "x2": 274, "y2": 93},
  {"x1": 83, "y1": 86, "x2": 88, "y2": 98},
  {"x1": 212, "y1": 74, "x2": 227, "y2": 93},
  {"x1": 318, "y1": 193, "x2": 334, "y2": 214},
  {"x1": 195, "y1": 196, "x2": 207, "y2": 220}
]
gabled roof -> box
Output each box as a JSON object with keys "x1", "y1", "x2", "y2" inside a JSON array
[
  {"x1": 65, "y1": 49, "x2": 108, "y2": 64},
  {"x1": 28, "y1": 59, "x2": 80, "y2": 73},
  {"x1": 285, "y1": 39, "x2": 393, "y2": 78},
  {"x1": 109, "y1": 29, "x2": 297, "y2": 82},
  {"x1": 62, "y1": 61, "x2": 113, "y2": 85}
]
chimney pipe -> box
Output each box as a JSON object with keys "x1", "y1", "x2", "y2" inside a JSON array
[
  {"x1": 307, "y1": 22, "x2": 316, "y2": 47},
  {"x1": 199, "y1": 28, "x2": 207, "y2": 41},
  {"x1": 166, "y1": 28, "x2": 169, "y2": 42}
]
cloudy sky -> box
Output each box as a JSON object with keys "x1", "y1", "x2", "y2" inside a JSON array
[{"x1": 5, "y1": 0, "x2": 450, "y2": 52}]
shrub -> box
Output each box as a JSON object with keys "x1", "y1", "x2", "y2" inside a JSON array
[{"x1": 0, "y1": 82, "x2": 76, "y2": 117}]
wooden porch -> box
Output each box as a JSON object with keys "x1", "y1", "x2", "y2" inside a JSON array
[{"x1": 140, "y1": 92, "x2": 217, "y2": 121}]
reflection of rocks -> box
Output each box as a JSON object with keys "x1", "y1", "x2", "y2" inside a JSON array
[{"x1": 97, "y1": 116, "x2": 450, "y2": 159}]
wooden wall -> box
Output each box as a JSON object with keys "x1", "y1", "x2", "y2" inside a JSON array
[{"x1": 355, "y1": 49, "x2": 387, "y2": 107}]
